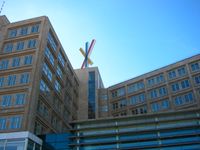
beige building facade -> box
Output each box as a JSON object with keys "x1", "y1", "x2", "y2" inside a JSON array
[{"x1": 0, "y1": 15, "x2": 79, "y2": 135}]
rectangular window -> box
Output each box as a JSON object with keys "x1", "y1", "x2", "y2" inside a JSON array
[
  {"x1": 2, "y1": 95, "x2": 12, "y2": 107},
  {"x1": 31, "y1": 24, "x2": 39, "y2": 33},
  {"x1": 171, "y1": 83, "x2": 180, "y2": 92},
  {"x1": 0, "y1": 77, "x2": 4, "y2": 87},
  {"x1": 181, "y1": 80, "x2": 190, "y2": 89},
  {"x1": 7, "y1": 75, "x2": 16, "y2": 86},
  {"x1": 161, "y1": 100, "x2": 169, "y2": 109},
  {"x1": 27, "y1": 39, "x2": 36, "y2": 48},
  {"x1": 55, "y1": 80, "x2": 61, "y2": 92},
  {"x1": 12, "y1": 57, "x2": 20, "y2": 67},
  {"x1": 174, "y1": 96, "x2": 183, "y2": 106},
  {"x1": 58, "y1": 52, "x2": 65, "y2": 67},
  {"x1": 16, "y1": 41, "x2": 24, "y2": 51},
  {"x1": 159, "y1": 87, "x2": 167, "y2": 96},
  {"x1": 128, "y1": 82, "x2": 144, "y2": 93},
  {"x1": 8, "y1": 29, "x2": 17, "y2": 38},
  {"x1": 20, "y1": 27, "x2": 28, "y2": 35},
  {"x1": 24, "y1": 55, "x2": 32, "y2": 65},
  {"x1": 20, "y1": 73, "x2": 29, "y2": 84},
  {"x1": 56, "y1": 65, "x2": 63, "y2": 78},
  {"x1": 178, "y1": 67, "x2": 186, "y2": 76},
  {"x1": 9, "y1": 116, "x2": 22, "y2": 129},
  {"x1": 45, "y1": 47, "x2": 54, "y2": 66},
  {"x1": 150, "y1": 89, "x2": 157, "y2": 99},
  {"x1": 119, "y1": 99, "x2": 127, "y2": 108},
  {"x1": 151, "y1": 102, "x2": 159, "y2": 112},
  {"x1": 174, "y1": 92, "x2": 194, "y2": 106},
  {"x1": 0, "y1": 59, "x2": 9, "y2": 70},
  {"x1": 168, "y1": 70, "x2": 176, "y2": 79},
  {"x1": 47, "y1": 32, "x2": 57, "y2": 51},
  {"x1": 40, "y1": 80, "x2": 50, "y2": 92},
  {"x1": 0, "y1": 118, "x2": 6, "y2": 130},
  {"x1": 15, "y1": 93, "x2": 25, "y2": 105},
  {"x1": 4, "y1": 43, "x2": 13, "y2": 53},
  {"x1": 42, "y1": 63, "x2": 52, "y2": 81},
  {"x1": 191, "y1": 62, "x2": 200, "y2": 72},
  {"x1": 194, "y1": 76, "x2": 200, "y2": 84}
]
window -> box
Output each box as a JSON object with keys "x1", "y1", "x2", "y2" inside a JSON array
[
  {"x1": 191, "y1": 62, "x2": 199, "y2": 72},
  {"x1": 12, "y1": 57, "x2": 20, "y2": 67},
  {"x1": 7, "y1": 75, "x2": 16, "y2": 86},
  {"x1": 168, "y1": 70, "x2": 176, "y2": 79},
  {"x1": 47, "y1": 32, "x2": 57, "y2": 51},
  {"x1": 1, "y1": 95, "x2": 12, "y2": 107},
  {"x1": 58, "y1": 52, "x2": 65, "y2": 67},
  {"x1": 151, "y1": 102, "x2": 159, "y2": 112},
  {"x1": 15, "y1": 93, "x2": 25, "y2": 105},
  {"x1": 20, "y1": 27, "x2": 28, "y2": 35},
  {"x1": 31, "y1": 24, "x2": 39, "y2": 33},
  {"x1": 24, "y1": 55, "x2": 32, "y2": 65},
  {"x1": 161, "y1": 100, "x2": 169, "y2": 109},
  {"x1": 194, "y1": 76, "x2": 200, "y2": 84},
  {"x1": 128, "y1": 81, "x2": 144, "y2": 93},
  {"x1": 9, "y1": 116, "x2": 22, "y2": 129},
  {"x1": 56, "y1": 65, "x2": 63, "y2": 78},
  {"x1": 148, "y1": 74, "x2": 165, "y2": 86},
  {"x1": 129, "y1": 93, "x2": 146, "y2": 105},
  {"x1": 0, "y1": 59, "x2": 9, "y2": 70},
  {"x1": 27, "y1": 39, "x2": 36, "y2": 48},
  {"x1": 42, "y1": 63, "x2": 52, "y2": 81},
  {"x1": 101, "y1": 106, "x2": 108, "y2": 112},
  {"x1": 0, "y1": 77, "x2": 4, "y2": 87},
  {"x1": 45, "y1": 47, "x2": 54, "y2": 66},
  {"x1": 119, "y1": 99, "x2": 127, "y2": 108},
  {"x1": 150, "y1": 89, "x2": 157, "y2": 99},
  {"x1": 40, "y1": 80, "x2": 50, "y2": 92},
  {"x1": 0, "y1": 118, "x2": 6, "y2": 130},
  {"x1": 55, "y1": 80, "x2": 61, "y2": 92},
  {"x1": 151, "y1": 99, "x2": 169, "y2": 112},
  {"x1": 8, "y1": 29, "x2": 17, "y2": 38},
  {"x1": 174, "y1": 92, "x2": 194, "y2": 106},
  {"x1": 4, "y1": 43, "x2": 13, "y2": 53},
  {"x1": 181, "y1": 80, "x2": 190, "y2": 89},
  {"x1": 16, "y1": 41, "x2": 24, "y2": 51},
  {"x1": 178, "y1": 67, "x2": 186, "y2": 76},
  {"x1": 20, "y1": 73, "x2": 29, "y2": 84},
  {"x1": 159, "y1": 87, "x2": 167, "y2": 96},
  {"x1": 112, "y1": 103, "x2": 118, "y2": 110}
]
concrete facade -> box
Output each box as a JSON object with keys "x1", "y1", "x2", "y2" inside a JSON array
[{"x1": 0, "y1": 15, "x2": 79, "y2": 135}]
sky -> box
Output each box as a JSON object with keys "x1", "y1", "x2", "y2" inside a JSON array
[{"x1": 2, "y1": 0, "x2": 200, "y2": 87}]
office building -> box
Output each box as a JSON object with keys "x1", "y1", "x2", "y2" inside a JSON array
[
  {"x1": 102, "y1": 54, "x2": 200, "y2": 118},
  {"x1": 0, "y1": 15, "x2": 79, "y2": 135}
]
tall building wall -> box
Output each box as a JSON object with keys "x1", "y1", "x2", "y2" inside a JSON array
[
  {"x1": 75, "y1": 67, "x2": 104, "y2": 120},
  {"x1": 0, "y1": 15, "x2": 79, "y2": 135},
  {"x1": 102, "y1": 54, "x2": 200, "y2": 118}
]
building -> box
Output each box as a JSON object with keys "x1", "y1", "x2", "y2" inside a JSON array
[
  {"x1": 102, "y1": 54, "x2": 200, "y2": 118},
  {"x1": 70, "y1": 108, "x2": 200, "y2": 150},
  {"x1": 75, "y1": 67, "x2": 104, "y2": 120},
  {"x1": 0, "y1": 15, "x2": 79, "y2": 135},
  {"x1": 0, "y1": 131, "x2": 43, "y2": 150}
]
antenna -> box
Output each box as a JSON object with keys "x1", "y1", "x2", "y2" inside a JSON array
[{"x1": 0, "y1": 0, "x2": 5, "y2": 15}]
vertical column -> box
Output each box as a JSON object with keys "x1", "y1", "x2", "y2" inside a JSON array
[{"x1": 85, "y1": 42, "x2": 89, "y2": 68}]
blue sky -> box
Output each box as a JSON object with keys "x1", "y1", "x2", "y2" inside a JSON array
[{"x1": 3, "y1": 0, "x2": 200, "y2": 87}]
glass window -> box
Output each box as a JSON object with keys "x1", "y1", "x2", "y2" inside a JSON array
[
  {"x1": 0, "y1": 118, "x2": 6, "y2": 130},
  {"x1": 101, "y1": 106, "x2": 108, "y2": 112},
  {"x1": 15, "y1": 93, "x2": 25, "y2": 105},
  {"x1": 150, "y1": 89, "x2": 157, "y2": 99},
  {"x1": 128, "y1": 82, "x2": 144, "y2": 93},
  {"x1": 194, "y1": 76, "x2": 200, "y2": 84},
  {"x1": 7, "y1": 75, "x2": 16, "y2": 86},
  {"x1": 161, "y1": 100, "x2": 169, "y2": 109},
  {"x1": 119, "y1": 99, "x2": 127, "y2": 108},
  {"x1": 31, "y1": 24, "x2": 39, "y2": 33},
  {"x1": 20, "y1": 73, "x2": 29, "y2": 84},
  {"x1": 8, "y1": 29, "x2": 17, "y2": 38},
  {"x1": 47, "y1": 32, "x2": 57, "y2": 51},
  {"x1": 0, "y1": 77, "x2": 4, "y2": 87},
  {"x1": 181, "y1": 80, "x2": 190, "y2": 89},
  {"x1": 191, "y1": 62, "x2": 199, "y2": 72},
  {"x1": 184, "y1": 92, "x2": 194, "y2": 103},
  {"x1": 45, "y1": 47, "x2": 54, "y2": 66},
  {"x1": 20, "y1": 27, "x2": 28, "y2": 35},
  {"x1": 0, "y1": 59, "x2": 9, "y2": 70},
  {"x1": 56, "y1": 65, "x2": 63, "y2": 78},
  {"x1": 42, "y1": 63, "x2": 52, "y2": 81},
  {"x1": 2, "y1": 95, "x2": 12, "y2": 107},
  {"x1": 58, "y1": 52, "x2": 65, "y2": 67},
  {"x1": 9, "y1": 116, "x2": 22, "y2": 129},
  {"x1": 4, "y1": 43, "x2": 13, "y2": 53},
  {"x1": 168, "y1": 70, "x2": 176, "y2": 79},
  {"x1": 178, "y1": 67, "x2": 186, "y2": 76},
  {"x1": 24, "y1": 55, "x2": 32, "y2": 65},
  {"x1": 151, "y1": 102, "x2": 159, "y2": 112},
  {"x1": 171, "y1": 83, "x2": 179, "y2": 92},
  {"x1": 40, "y1": 80, "x2": 50, "y2": 92},
  {"x1": 16, "y1": 41, "x2": 24, "y2": 51},
  {"x1": 159, "y1": 87, "x2": 167, "y2": 96},
  {"x1": 27, "y1": 39, "x2": 36, "y2": 48},
  {"x1": 55, "y1": 80, "x2": 61, "y2": 92},
  {"x1": 174, "y1": 96, "x2": 183, "y2": 106},
  {"x1": 12, "y1": 57, "x2": 20, "y2": 67}
]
